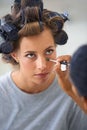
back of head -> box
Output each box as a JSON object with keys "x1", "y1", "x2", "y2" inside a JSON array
[
  {"x1": 0, "y1": 0, "x2": 69, "y2": 65},
  {"x1": 70, "y1": 44, "x2": 87, "y2": 97}
]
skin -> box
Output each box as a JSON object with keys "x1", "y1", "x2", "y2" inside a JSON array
[
  {"x1": 71, "y1": 84, "x2": 87, "y2": 113},
  {"x1": 11, "y1": 28, "x2": 57, "y2": 93}
]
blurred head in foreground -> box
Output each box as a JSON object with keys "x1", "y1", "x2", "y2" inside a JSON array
[{"x1": 70, "y1": 44, "x2": 87, "y2": 112}]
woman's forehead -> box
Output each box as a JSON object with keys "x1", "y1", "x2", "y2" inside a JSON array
[
  {"x1": 19, "y1": 38, "x2": 55, "y2": 52},
  {"x1": 20, "y1": 29, "x2": 54, "y2": 45}
]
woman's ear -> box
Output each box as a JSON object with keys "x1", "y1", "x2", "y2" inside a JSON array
[{"x1": 11, "y1": 52, "x2": 19, "y2": 63}]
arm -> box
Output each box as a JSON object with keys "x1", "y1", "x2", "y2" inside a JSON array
[{"x1": 55, "y1": 55, "x2": 87, "y2": 113}]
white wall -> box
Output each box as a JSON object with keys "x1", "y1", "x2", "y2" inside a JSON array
[
  {"x1": 57, "y1": 22, "x2": 87, "y2": 56},
  {"x1": 0, "y1": 0, "x2": 87, "y2": 75}
]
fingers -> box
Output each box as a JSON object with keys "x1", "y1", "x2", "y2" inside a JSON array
[
  {"x1": 57, "y1": 55, "x2": 71, "y2": 63},
  {"x1": 54, "y1": 55, "x2": 71, "y2": 73}
]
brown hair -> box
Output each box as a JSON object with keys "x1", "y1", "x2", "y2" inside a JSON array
[{"x1": 0, "y1": 0, "x2": 68, "y2": 65}]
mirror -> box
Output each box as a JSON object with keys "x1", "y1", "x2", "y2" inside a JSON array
[{"x1": 0, "y1": 0, "x2": 87, "y2": 75}]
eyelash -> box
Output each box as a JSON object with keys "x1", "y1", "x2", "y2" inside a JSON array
[
  {"x1": 25, "y1": 53, "x2": 36, "y2": 59},
  {"x1": 46, "y1": 49, "x2": 54, "y2": 55},
  {"x1": 25, "y1": 49, "x2": 54, "y2": 59}
]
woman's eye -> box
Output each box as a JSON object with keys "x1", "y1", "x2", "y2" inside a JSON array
[
  {"x1": 26, "y1": 53, "x2": 36, "y2": 59},
  {"x1": 46, "y1": 49, "x2": 54, "y2": 55}
]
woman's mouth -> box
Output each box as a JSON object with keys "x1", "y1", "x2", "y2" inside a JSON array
[{"x1": 34, "y1": 73, "x2": 49, "y2": 79}]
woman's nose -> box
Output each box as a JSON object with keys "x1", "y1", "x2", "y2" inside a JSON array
[{"x1": 36, "y1": 57, "x2": 47, "y2": 70}]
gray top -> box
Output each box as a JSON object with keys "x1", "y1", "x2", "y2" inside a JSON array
[{"x1": 0, "y1": 72, "x2": 87, "y2": 130}]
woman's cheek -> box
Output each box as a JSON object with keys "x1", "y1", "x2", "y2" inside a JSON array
[{"x1": 19, "y1": 58, "x2": 35, "y2": 69}]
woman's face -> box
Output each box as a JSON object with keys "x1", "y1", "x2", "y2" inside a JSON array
[{"x1": 13, "y1": 28, "x2": 57, "y2": 86}]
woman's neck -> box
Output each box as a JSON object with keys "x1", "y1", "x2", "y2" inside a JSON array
[{"x1": 11, "y1": 71, "x2": 56, "y2": 94}]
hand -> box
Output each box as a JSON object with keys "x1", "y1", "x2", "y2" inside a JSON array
[{"x1": 54, "y1": 55, "x2": 72, "y2": 94}]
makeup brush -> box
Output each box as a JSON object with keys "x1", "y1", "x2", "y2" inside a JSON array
[
  {"x1": 46, "y1": 58, "x2": 70, "y2": 71},
  {"x1": 46, "y1": 58, "x2": 57, "y2": 63},
  {"x1": 46, "y1": 58, "x2": 70, "y2": 65}
]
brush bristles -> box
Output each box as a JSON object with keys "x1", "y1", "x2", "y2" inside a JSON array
[{"x1": 46, "y1": 58, "x2": 50, "y2": 61}]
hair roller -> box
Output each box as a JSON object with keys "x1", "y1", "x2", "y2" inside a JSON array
[
  {"x1": 0, "y1": 21, "x2": 18, "y2": 54},
  {"x1": 1, "y1": 23, "x2": 18, "y2": 41},
  {"x1": 14, "y1": 0, "x2": 21, "y2": 4},
  {"x1": 24, "y1": 7, "x2": 41, "y2": 23},
  {"x1": 11, "y1": 0, "x2": 21, "y2": 16},
  {"x1": 19, "y1": 0, "x2": 43, "y2": 32},
  {"x1": 48, "y1": 18, "x2": 64, "y2": 32},
  {"x1": 43, "y1": 10, "x2": 69, "y2": 33},
  {"x1": 20, "y1": 6, "x2": 43, "y2": 32},
  {"x1": 0, "y1": 32, "x2": 13, "y2": 54},
  {"x1": 58, "y1": 12, "x2": 69, "y2": 22},
  {"x1": 21, "y1": 0, "x2": 43, "y2": 11},
  {"x1": 43, "y1": 10, "x2": 68, "y2": 23},
  {"x1": 0, "y1": 41, "x2": 13, "y2": 54},
  {"x1": 54, "y1": 30, "x2": 68, "y2": 45}
]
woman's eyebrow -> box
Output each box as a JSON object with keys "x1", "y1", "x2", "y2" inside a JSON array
[
  {"x1": 24, "y1": 51, "x2": 36, "y2": 54},
  {"x1": 45, "y1": 46, "x2": 55, "y2": 50},
  {"x1": 24, "y1": 46, "x2": 55, "y2": 53}
]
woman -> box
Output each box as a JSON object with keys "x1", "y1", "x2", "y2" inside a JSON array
[{"x1": 0, "y1": 0, "x2": 87, "y2": 130}]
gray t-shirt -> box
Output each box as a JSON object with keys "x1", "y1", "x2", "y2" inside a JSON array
[{"x1": 0, "y1": 72, "x2": 87, "y2": 130}]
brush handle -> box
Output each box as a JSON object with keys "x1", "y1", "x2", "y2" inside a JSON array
[{"x1": 60, "y1": 61, "x2": 70, "y2": 65}]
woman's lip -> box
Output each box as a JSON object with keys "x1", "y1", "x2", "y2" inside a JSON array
[
  {"x1": 35, "y1": 72, "x2": 49, "y2": 74},
  {"x1": 34, "y1": 73, "x2": 49, "y2": 78}
]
